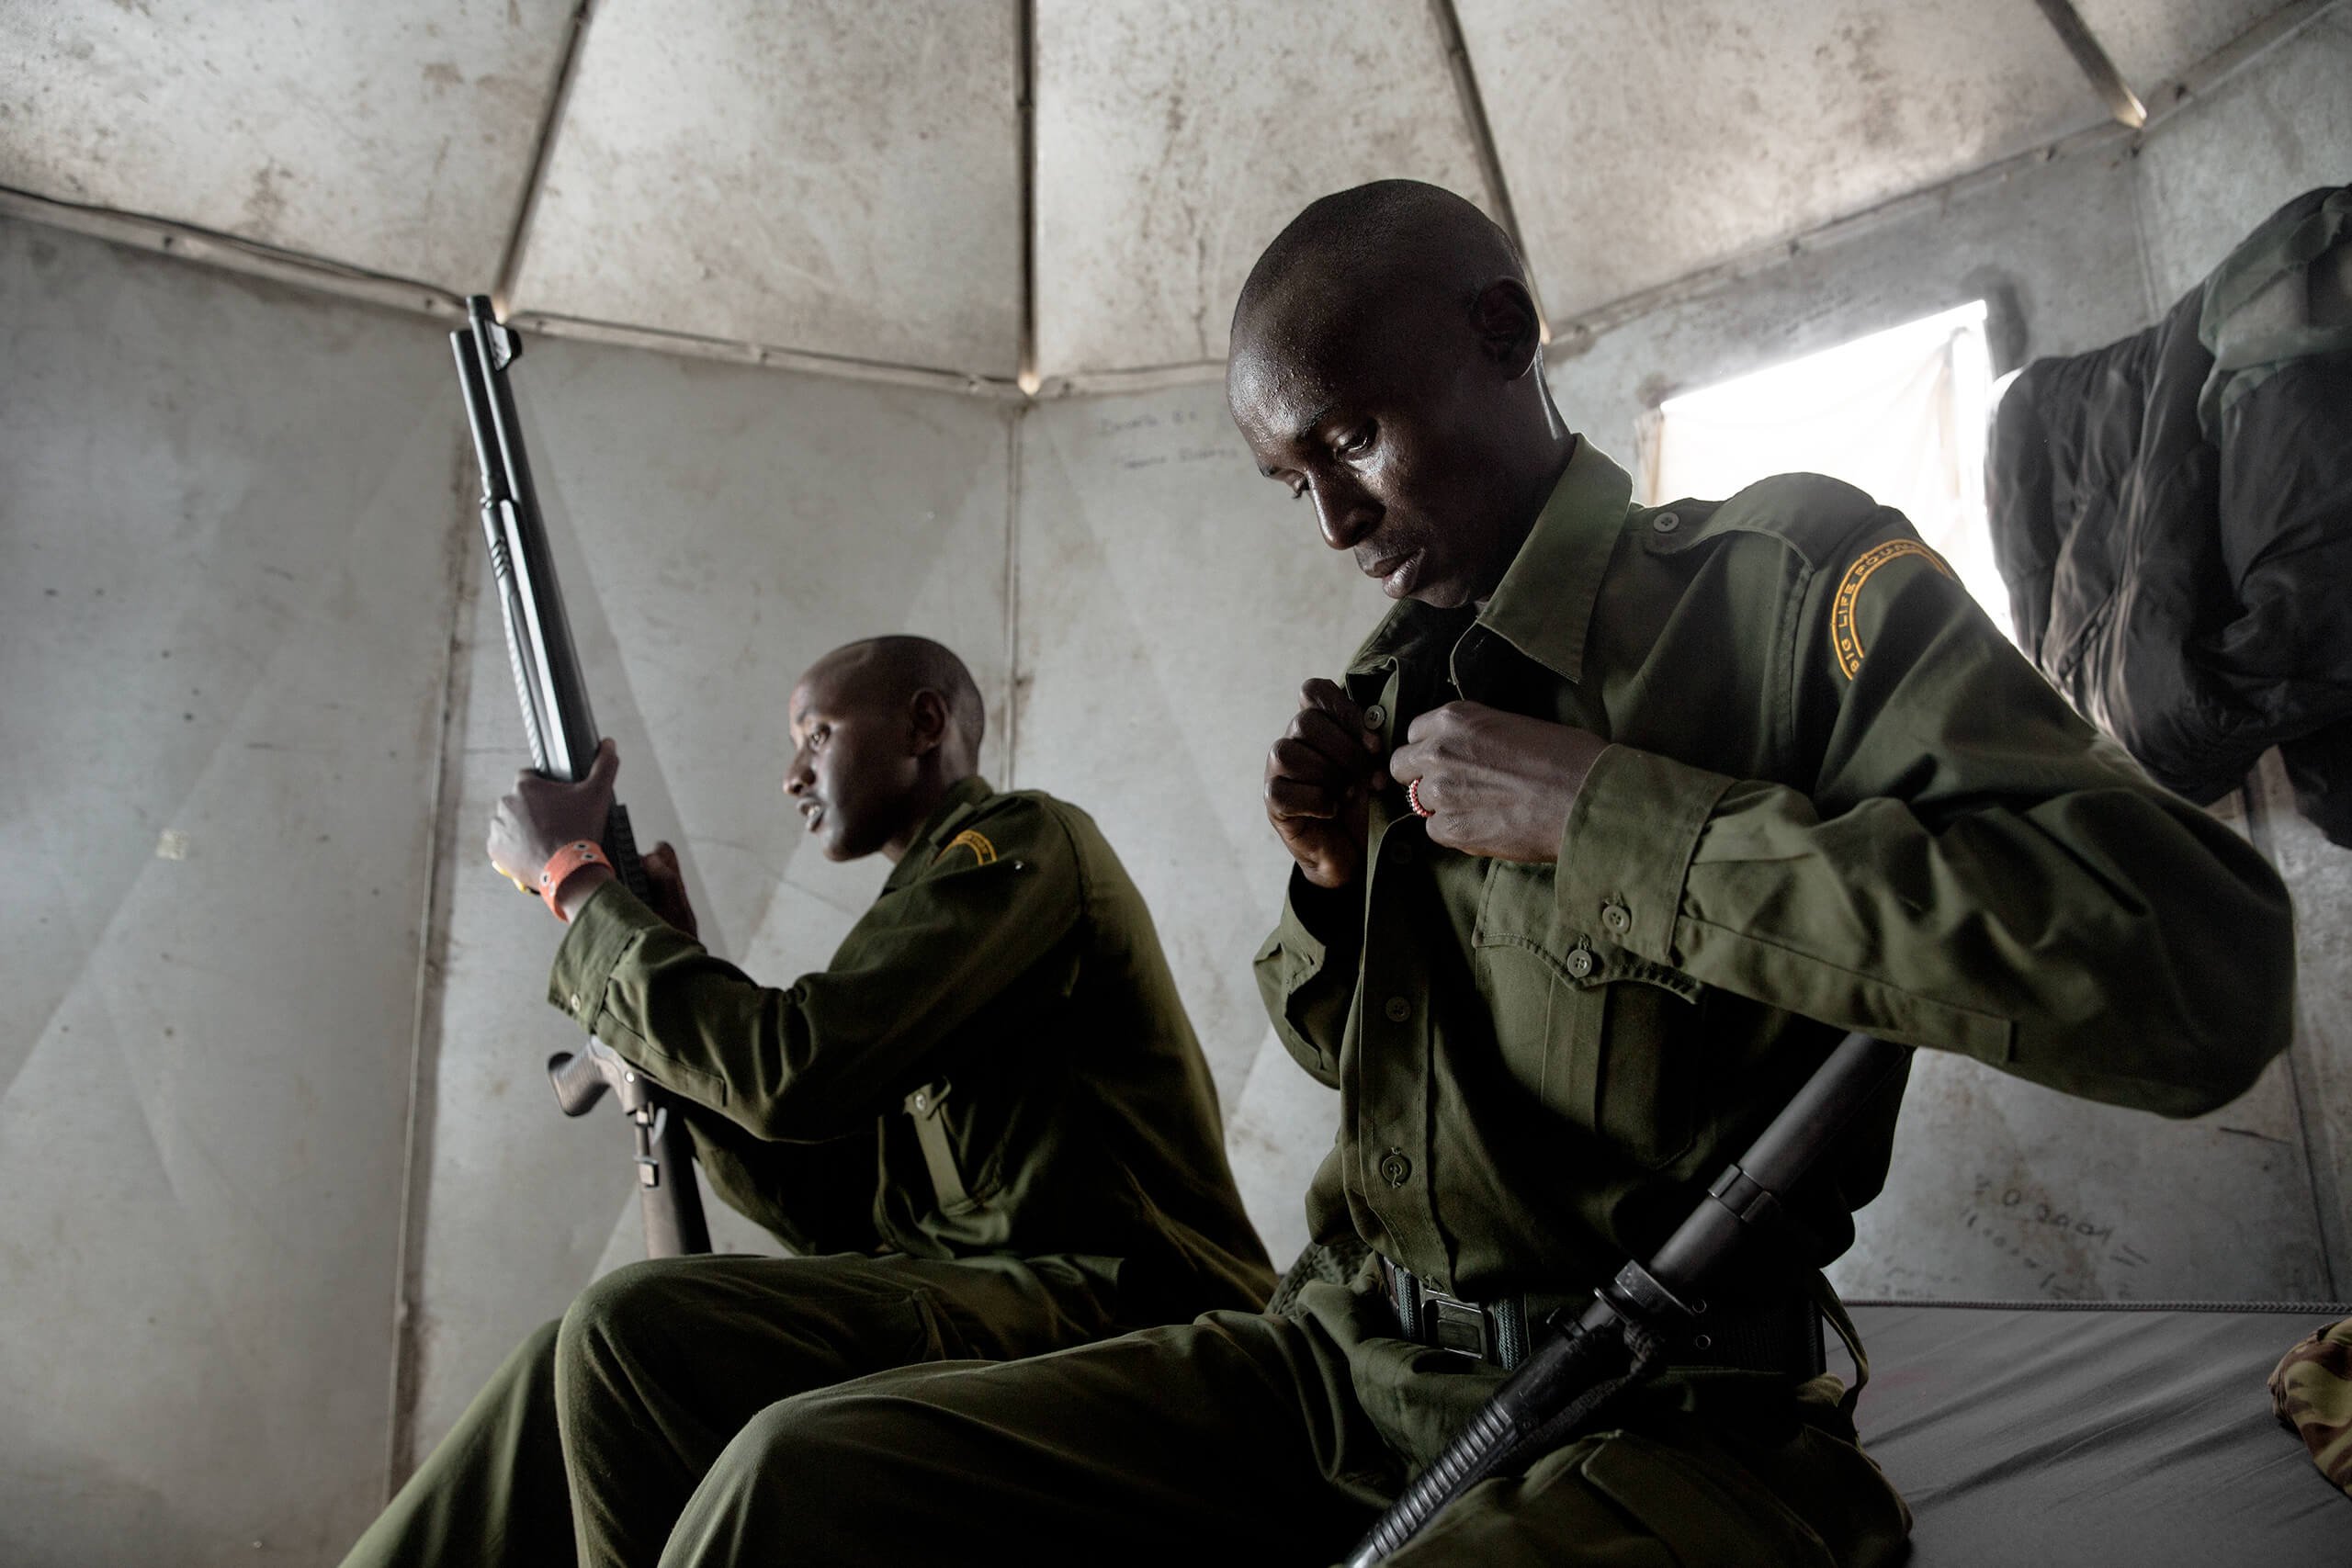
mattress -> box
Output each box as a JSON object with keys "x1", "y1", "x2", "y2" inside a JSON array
[{"x1": 1844, "y1": 1301, "x2": 2352, "y2": 1565}]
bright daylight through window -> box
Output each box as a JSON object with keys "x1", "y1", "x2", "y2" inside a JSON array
[{"x1": 1643, "y1": 300, "x2": 2015, "y2": 643}]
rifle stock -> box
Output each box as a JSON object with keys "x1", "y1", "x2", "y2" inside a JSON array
[{"x1": 451, "y1": 294, "x2": 710, "y2": 1260}]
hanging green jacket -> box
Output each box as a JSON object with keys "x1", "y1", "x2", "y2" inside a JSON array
[
  {"x1": 550, "y1": 777, "x2": 1274, "y2": 1321},
  {"x1": 1256, "y1": 437, "x2": 2295, "y2": 1306}
]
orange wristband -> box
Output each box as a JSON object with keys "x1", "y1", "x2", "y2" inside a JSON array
[{"x1": 539, "y1": 840, "x2": 608, "y2": 921}]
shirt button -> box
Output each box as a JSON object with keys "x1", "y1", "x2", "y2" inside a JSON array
[
  {"x1": 1384, "y1": 995, "x2": 1412, "y2": 1022},
  {"x1": 1379, "y1": 1148, "x2": 1412, "y2": 1188},
  {"x1": 1601, "y1": 902, "x2": 1632, "y2": 933},
  {"x1": 1566, "y1": 948, "x2": 1595, "y2": 979},
  {"x1": 1363, "y1": 703, "x2": 1387, "y2": 730},
  {"x1": 1651, "y1": 510, "x2": 1681, "y2": 534},
  {"x1": 570, "y1": 994, "x2": 582, "y2": 1010}
]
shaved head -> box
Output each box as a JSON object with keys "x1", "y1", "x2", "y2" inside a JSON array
[
  {"x1": 1225, "y1": 181, "x2": 1572, "y2": 611},
  {"x1": 1231, "y1": 180, "x2": 1525, "y2": 378},
  {"x1": 805, "y1": 636, "x2": 985, "y2": 758}
]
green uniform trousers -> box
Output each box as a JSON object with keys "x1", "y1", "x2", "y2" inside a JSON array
[
  {"x1": 339, "y1": 1251, "x2": 1122, "y2": 1568},
  {"x1": 658, "y1": 1292, "x2": 1911, "y2": 1568}
]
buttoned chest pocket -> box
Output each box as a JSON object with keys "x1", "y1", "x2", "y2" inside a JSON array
[{"x1": 1472, "y1": 861, "x2": 1696, "y2": 1170}]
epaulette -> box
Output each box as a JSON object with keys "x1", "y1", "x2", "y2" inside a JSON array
[{"x1": 1641, "y1": 472, "x2": 1887, "y2": 570}]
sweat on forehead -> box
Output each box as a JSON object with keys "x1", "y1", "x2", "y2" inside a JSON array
[{"x1": 1229, "y1": 180, "x2": 1523, "y2": 368}]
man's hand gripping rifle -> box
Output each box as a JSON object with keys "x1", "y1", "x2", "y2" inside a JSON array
[{"x1": 450, "y1": 295, "x2": 711, "y2": 1259}]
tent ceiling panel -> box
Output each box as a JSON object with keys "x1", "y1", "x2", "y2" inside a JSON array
[
  {"x1": 1034, "y1": 0, "x2": 1494, "y2": 378},
  {"x1": 1458, "y1": 0, "x2": 2107, "y2": 321},
  {"x1": 0, "y1": 0, "x2": 2316, "y2": 384},
  {"x1": 510, "y1": 0, "x2": 1023, "y2": 378},
  {"x1": 2070, "y1": 0, "x2": 2286, "y2": 100},
  {"x1": 0, "y1": 0, "x2": 573, "y2": 288}
]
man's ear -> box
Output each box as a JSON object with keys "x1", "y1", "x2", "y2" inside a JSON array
[
  {"x1": 1471, "y1": 278, "x2": 1542, "y2": 378},
  {"x1": 906, "y1": 688, "x2": 950, "y2": 756}
]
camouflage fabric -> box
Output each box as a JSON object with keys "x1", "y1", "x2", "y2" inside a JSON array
[
  {"x1": 1266, "y1": 1233, "x2": 1374, "y2": 1318},
  {"x1": 2269, "y1": 1316, "x2": 2352, "y2": 1495}
]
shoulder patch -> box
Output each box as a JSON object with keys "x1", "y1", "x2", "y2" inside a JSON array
[
  {"x1": 935, "y1": 828, "x2": 998, "y2": 867},
  {"x1": 1830, "y1": 539, "x2": 1952, "y2": 679}
]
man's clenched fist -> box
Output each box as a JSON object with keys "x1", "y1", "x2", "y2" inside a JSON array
[
  {"x1": 1264, "y1": 679, "x2": 1386, "y2": 889},
  {"x1": 489, "y1": 736, "x2": 618, "y2": 894}
]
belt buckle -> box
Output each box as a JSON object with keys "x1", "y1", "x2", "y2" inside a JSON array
[{"x1": 1419, "y1": 1282, "x2": 1493, "y2": 1362}]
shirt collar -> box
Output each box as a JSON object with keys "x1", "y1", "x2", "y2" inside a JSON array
[
  {"x1": 1464, "y1": 437, "x2": 1634, "y2": 685},
  {"x1": 885, "y1": 774, "x2": 995, "y2": 889}
]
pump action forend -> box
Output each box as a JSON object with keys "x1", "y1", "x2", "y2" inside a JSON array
[
  {"x1": 449, "y1": 294, "x2": 711, "y2": 1259},
  {"x1": 1347, "y1": 1031, "x2": 1916, "y2": 1566}
]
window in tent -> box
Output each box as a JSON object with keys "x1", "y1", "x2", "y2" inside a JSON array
[{"x1": 1637, "y1": 300, "x2": 2016, "y2": 644}]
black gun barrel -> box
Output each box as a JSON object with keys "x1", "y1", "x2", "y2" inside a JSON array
[
  {"x1": 449, "y1": 293, "x2": 707, "y2": 1260},
  {"x1": 1346, "y1": 1031, "x2": 1913, "y2": 1565},
  {"x1": 452, "y1": 296, "x2": 600, "y2": 784}
]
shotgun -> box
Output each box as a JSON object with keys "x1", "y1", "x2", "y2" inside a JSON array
[
  {"x1": 1346, "y1": 1032, "x2": 1914, "y2": 1565},
  {"x1": 449, "y1": 294, "x2": 711, "y2": 1259}
]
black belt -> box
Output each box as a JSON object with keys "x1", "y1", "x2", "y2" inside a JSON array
[{"x1": 1380, "y1": 1258, "x2": 1826, "y2": 1378}]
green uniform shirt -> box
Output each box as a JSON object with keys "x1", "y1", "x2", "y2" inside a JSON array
[
  {"x1": 552, "y1": 778, "x2": 1274, "y2": 1319},
  {"x1": 1257, "y1": 439, "x2": 2295, "y2": 1305}
]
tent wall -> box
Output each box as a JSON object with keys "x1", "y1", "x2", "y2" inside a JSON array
[
  {"x1": 1554, "y1": 3, "x2": 2352, "y2": 465},
  {"x1": 0, "y1": 225, "x2": 466, "y2": 1565},
  {"x1": 0, "y1": 19, "x2": 2346, "y2": 1565}
]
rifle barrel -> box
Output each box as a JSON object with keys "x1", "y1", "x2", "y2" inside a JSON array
[{"x1": 448, "y1": 293, "x2": 707, "y2": 1259}]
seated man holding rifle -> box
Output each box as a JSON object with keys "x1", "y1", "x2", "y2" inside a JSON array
[
  {"x1": 647, "y1": 182, "x2": 2297, "y2": 1566},
  {"x1": 337, "y1": 634, "x2": 1272, "y2": 1568}
]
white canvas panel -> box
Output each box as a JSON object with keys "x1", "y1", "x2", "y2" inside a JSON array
[
  {"x1": 1224, "y1": 1027, "x2": 1341, "y2": 1271},
  {"x1": 510, "y1": 0, "x2": 1023, "y2": 378},
  {"x1": 1011, "y1": 384, "x2": 1390, "y2": 1249},
  {"x1": 2132, "y1": 7, "x2": 2352, "y2": 306},
  {"x1": 0, "y1": 0, "x2": 575, "y2": 288},
  {"x1": 1459, "y1": 0, "x2": 2101, "y2": 321},
  {"x1": 2071, "y1": 0, "x2": 2288, "y2": 98},
  {"x1": 1544, "y1": 127, "x2": 2160, "y2": 471},
  {"x1": 0, "y1": 220, "x2": 463, "y2": 1565},
  {"x1": 410, "y1": 333, "x2": 1013, "y2": 1459},
  {"x1": 1034, "y1": 0, "x2": 1492, "y2": 378},
  {"x1": 1831, "y1": 1044, "x2": 2331, "y2": 1301}
]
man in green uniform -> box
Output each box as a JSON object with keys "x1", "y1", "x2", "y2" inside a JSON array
[
  {"x1": 337, "y1": 635, "x2": 1272, "y2": 1568},
  {"x1": 648, "y1": 185, "x2": 2297, "y2": 1567}
]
